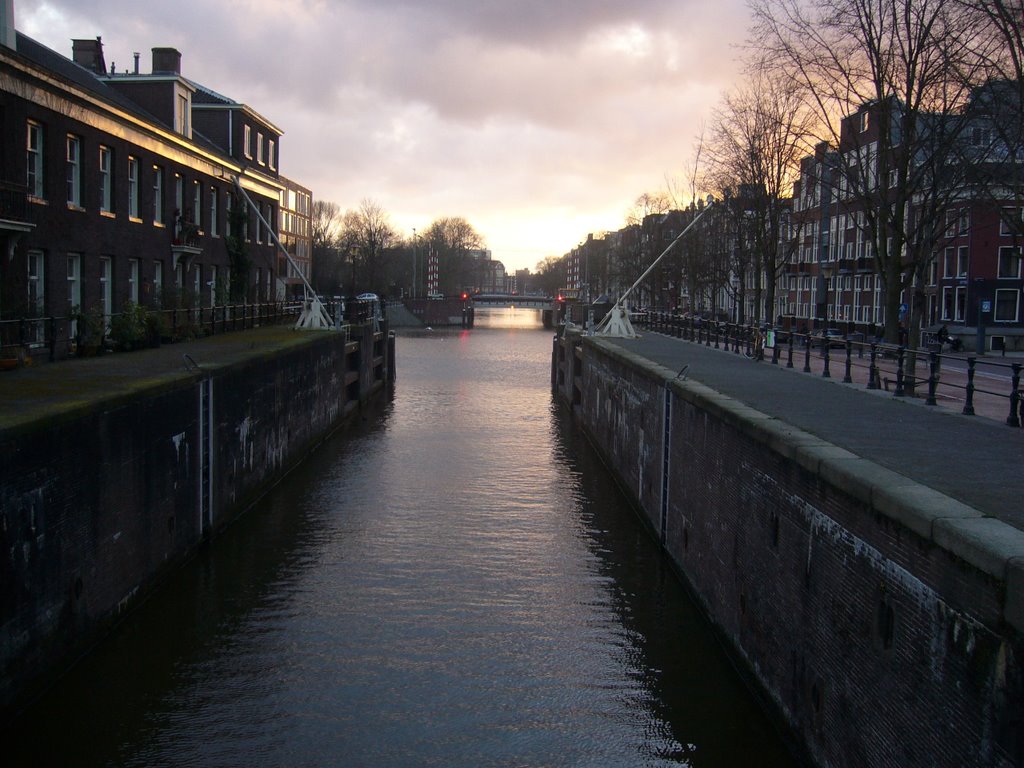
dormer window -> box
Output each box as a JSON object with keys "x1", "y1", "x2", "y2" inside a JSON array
[{"x1": 176, "y1": 91, "x2": 191, "y2": 137}]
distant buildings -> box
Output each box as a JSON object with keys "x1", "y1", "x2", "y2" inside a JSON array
[
  {"x1": 564, "y1": 83, "x2": 1023, "y2": 350},
  {"x1": 0, "y1": 11, "x2": 309, "y2": 349}
]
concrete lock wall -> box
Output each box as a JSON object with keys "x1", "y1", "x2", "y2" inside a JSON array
[
  {"x1": 0, "y1": 325, "x2": 389, "y2": 714},
  {"x1": 552, "y1": 332, "x2": 1022, "y2": 768}
]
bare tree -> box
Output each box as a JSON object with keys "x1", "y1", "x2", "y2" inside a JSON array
[
  {"x1": 338, "y1": 199, "x2": 399, "y2": 296},
  {"x1": 707, "y1": 72, "x2": 814, "y2": 325},
  {"x1": 310, "y1": 200, "x2": 343, "y2": 294},
  {"x1": 957, "y1": 0, "x2": 1024, "y2": 237},
  {"x1": 421, "y1": 217, "x2": 485, "y2": 295},
  {"x1": 750, "y1": 0, "x2": 988, "y2": 345}
]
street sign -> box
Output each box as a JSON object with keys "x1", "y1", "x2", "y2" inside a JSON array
[{"x1": 981, "y1": 300, "x2": 992, "y2": 313}]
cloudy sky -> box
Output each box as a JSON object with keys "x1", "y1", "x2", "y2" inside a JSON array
[{"x1": 19, "y1": 0, "x2": 750, "y2": 272}]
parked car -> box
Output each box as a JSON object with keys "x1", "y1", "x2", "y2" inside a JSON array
[{"x1": 810, "y1": 328, "x2": 847, "y2": 348}]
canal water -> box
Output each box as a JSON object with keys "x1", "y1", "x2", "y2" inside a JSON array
[{"x1": 7, "y1": 312, "x2": 796, "y2": 767}]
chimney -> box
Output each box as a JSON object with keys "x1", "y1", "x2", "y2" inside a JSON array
[
  {"x1": 71, "y1": 37, "x2": 106, "y2": 74},
  {"x1": 1, "y1": 0, "x2": 14, "y2": 50},
  {"x1": 133, "y1": 51, "x2": 139, "y2": 74},
  {"x1": 151, "y1": 47, "x2": 181, "y2": 74}
]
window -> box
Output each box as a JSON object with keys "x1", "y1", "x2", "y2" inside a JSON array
[
  {"x1": 27, "y1": 249, "x2": 44, "y2": 315},
  {"x1": 942, "y1": 287, "x2": 954, "y2": 320},
  {"x1": 27, "y1": 250, "x2": 45, "y2": 343},
  {"x1": 209, "y1": 186, "x2": 218, "y2": 236},
  {"x1": 68, "y1": 254, "x2": 81, "y2": 335},
  {"x1": 860, "y1": 111, "x2": 870, "y2": 133},
  {"x1": 154, "y1": 260, "x2": 164, "y2": 306},
  {"x1": 998, "y1": 246, "x2": 1022, "y2": 279},
  {"x1": 99, "y1": 145, "x2": 113, "y2": 213},
  {"x1": 174, "y1": 173, "x2": 184, "y2": 215},
  {"x1": 243, "y1": 125, "x2": 252, "y2": 158},
  {"x1": 257, "y1": 132, "x2": 265, "y2": 165},
  {"x1": 153, "y1": 166, "x2": 164, "y2": 224},
  {"x1": 956, "y1": 246, "x2": 969, "y2": 278},
  {"x1": 66, "y1": 135, "x2": 81, "y2": 207},
  {"x1": 99, "y1": 257, "x2": 112, "y2": 327},
  {"x1": 176, "y1": 93, "x2": 190, "y2": 136},
  {"x1": 1001, "y1": 208, "x2": 1021, "y2": 236},
  {"x1": 971, "y1": 126, "x2": 992, "y2": 147},
  {"x1": 128, "y1": 156, "x2": 139, "y2": 219},
  {"x1": 958, "y1": 208, "x2": 970, "y2": 235},
  {"x1": 945, "y1": 209, "x2": 958, "y2": 237},
  {"x1": 995, "y1": 289, "x2": 1019, "y2": 322},
  {"x1": 128, "y1": 258, "x2": 139, "y2": 304},
  {"x1": 192, "y1": 181, "x2": 202, "y2": 231},
  {"x1": 944, "y1": 247, "x2": 956, "y2": 278},
  {"x1": 268, "y1": 139, "x2": 276, "y2": 170},
  {"x1": 209, "y1": 265, "x2": 218, "y2": 306},
  {"x1": 27, "y1": 120, "x2": 44, "y2": 198}
]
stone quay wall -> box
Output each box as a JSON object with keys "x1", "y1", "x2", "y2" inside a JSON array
[
  {"x1": 0, "y1": 324, "x2": 391, "y2": 715},
  {"x1": 553, "y1": 332, "x2": 1022, "y2": 768}
]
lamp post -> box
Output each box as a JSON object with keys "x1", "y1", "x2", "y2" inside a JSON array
[{"x1": 412, "y1": 228, "x2": 417, "y2": 299}]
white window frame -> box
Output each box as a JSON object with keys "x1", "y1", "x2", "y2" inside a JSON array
[
  {"x1": 153, "y1": 165, "x2": 164, "y2": 225},
  {"x1": 66, "y1": 135, "x2": 81, "y2": 207},
  {"x1": 268, "y1": 139, "x2": 276, "y2": 170},
  {"x1": 192, "y1": 180, "x2": 202, "y2": 231},
  {"x1": 995, "y1": 289, "x2": 1020, "y2": 323},
  {"x1": 128, "y1": 258, "x2": 139, "y2": 304},
  {"x1": 128, "y1": 156, "x2": 139, "y2": 219},
  {"x1": 68, "y1": 253, "x2": 81, "y2": 335},
  {"x1": 209, "y1": 185, "x2": 218, "y2": 236},
  {"x1": 27, "y1": 120, "x2": 44, "y2": 198},
  {"x1": 243, "y1": 125, "x2": 252, "y2": 158},
  {"x1": 99, "y1": 256, "x2": 112, "y2": 329},
  {"x1": 154, "y1": 260, "x2": 164, "y2": 306},
  {"x1": 998, "y1": 246, "x2": 1022, "y2": 279},
  {"x1": 956, "y1": 246, "x2": 969, "y2": 278},
  {"x1": 99, "y1": 145, "x2": 113, "y2": 214}
]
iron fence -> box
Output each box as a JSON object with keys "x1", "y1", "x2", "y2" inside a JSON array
[
  {"x1": 640, "y1": 311, "x2": 1023, "y2": 429},
  {"x1": 0, "y1": 301, "x2": 304, "y2": 366}
]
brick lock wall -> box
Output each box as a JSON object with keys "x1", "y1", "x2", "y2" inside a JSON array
[
  {"x1": 0, "y1": 327, "x2": 386, "y2": 714},
  {"x1": 555, "y1": 334, "x2": 1022, "y2": 768}
]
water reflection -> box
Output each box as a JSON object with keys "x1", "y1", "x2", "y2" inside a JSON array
[{"x1": 5, "y1": 328, "x2": 794, "y2": 767}]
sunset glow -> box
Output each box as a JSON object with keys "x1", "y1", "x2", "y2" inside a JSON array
[{"x1": 18, "y1": 0, "x2": 749, "y2": 271}]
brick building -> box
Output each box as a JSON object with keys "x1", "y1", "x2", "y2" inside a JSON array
[{"x1": 0, "y1": 18, "x2": 295, "y2": 349}]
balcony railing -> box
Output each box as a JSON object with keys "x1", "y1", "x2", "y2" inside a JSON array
[{"x1": 0, "y1": 180, "x2": 30, "y2": 224}]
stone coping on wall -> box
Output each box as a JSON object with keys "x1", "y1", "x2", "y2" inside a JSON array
[
  {"x1": 587, "y1": 336, "x2": 1024, "y2": 636},
  {"x1": 0, "y1": 327, "x2": 346, "y2": 438}
]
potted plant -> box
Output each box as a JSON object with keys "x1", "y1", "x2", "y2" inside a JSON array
[{"x1": 72, "y1": 305, "x2": 106, "y2": 357}]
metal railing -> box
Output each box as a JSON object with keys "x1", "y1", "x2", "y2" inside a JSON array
[
  {"x1": 640, "y1": 311, "x2": 1023, "y2": 428},
  {"x1": 0, "y1": 301, "x2": 304, "y2": 365}
]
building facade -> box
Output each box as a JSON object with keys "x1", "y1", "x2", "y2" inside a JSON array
[
  {"x1": 277, "y1": 176, "x2": 313, "y2": 300},
  {"x1": 1, "y1": 24, "x2": 294, "y2": 352}
]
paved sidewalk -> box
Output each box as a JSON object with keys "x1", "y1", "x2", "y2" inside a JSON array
[
  {"x1": 0, "y1": 326, "x2": 329, "y2": 434},
  {"x1": 601, "y1": 331, "x2": 1024, "y2": 532}
]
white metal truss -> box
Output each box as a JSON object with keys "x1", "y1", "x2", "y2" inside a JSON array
[
  {"x1": 592, "y1": 197, "x2": 717, "y2": 338},
  {"x1": 232, "y1": 176, "x2": 335, "y2": 331}
]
